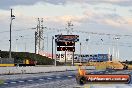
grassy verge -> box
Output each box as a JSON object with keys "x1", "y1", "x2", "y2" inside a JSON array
[
  {"x1": 96, "y1": 65, "x2": 107, "y2": 70},
  {"x1": 128, "y1": 65, "x2": 132, "y2": 69},
  {"x1": 0, "y1": 80, "x2": 4, "y2": 85}
]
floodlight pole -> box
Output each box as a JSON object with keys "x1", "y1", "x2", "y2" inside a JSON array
[
  {"x1": 55, "y1": 40, "x2": 57, "y2": 66},
  {"x1": 72, "y1": 45, "x2": 75, "y2": 66},
  {"x1": 65, "y1": 46, "x2": 66, "y2": 66},
  {"x1": 9, "y1": 9, "x2": 15, "y2": 59},
  {"x1": 52, "y1": 36, "x2": 54, "y2": 60}
]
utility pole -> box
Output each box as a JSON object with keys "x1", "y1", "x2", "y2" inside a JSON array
[
  {"x1": 66, "y1": 21, "x2": 74, "y2": 66},
  {"x1": 36, "y1": 18, "x2": 41, "y2": 52},
  {"x1": 35, "y1": 18, "x2": 44, "y2": 54},
  {"x1": 67, "y1": 21, "x2": 73, "y2": 35},
  {"x1": 9, "y1": 9, "x2": 15, "y2": 59},
  {"x1": 35, "y1": 31, "x2": 37, "y2": 54}
]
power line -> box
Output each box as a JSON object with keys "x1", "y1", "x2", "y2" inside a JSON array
[
  {"x1": 0, "y1": 28, "x2": 36, "y2": 34},
  {"x1": 0, "y1": 26, "x2": 132, "y2": 37},
  {"x1": 44, "y1": 27, "x2": 132, "y2": 37}
]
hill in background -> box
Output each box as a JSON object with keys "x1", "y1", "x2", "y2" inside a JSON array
[{"x1": 0, "y1": 51, "x2": 59, "y2": 65}]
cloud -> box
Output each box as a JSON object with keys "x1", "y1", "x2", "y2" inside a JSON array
[
  {"x1": 44, "y1": 13, "x2": 124, "y2": 27},
  {"x1": 123, "y1": 17, "x2": 132, "y2": 25},
  {"x1": 77, "y1": 0, "x2": 132, "y2": 6},
  {"x1": 0, "y1": 0, "x2": 132, "y2": 10},
  {"x1": 102, "y1": 19, "x2": 121, "y2": 27},
  {"x1": 129, "y1": 9, "x2": 132, "y2": 12},
  {"x1": 0, "y1": 0, "x2": 70, "y2": 10},
  {"x1": 0, "y1": 7, "x2": 131, "y2": 33},
  {"x1": 42, "y1": 15, "x2": 84, "y2": 27},
  {"x1": 0, "y1": 0, "x2": 43, "y2": 9},
  {"x1": 69, "y1": 9, "x2": 132, "y2": 27},
  {"x1": 94, "y1": 7, "x2": 115, "y2": 11},
  {"x1": 0, "y1": 12, "x2": 36, "y2": 32}
]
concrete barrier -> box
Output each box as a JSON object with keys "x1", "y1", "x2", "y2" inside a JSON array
[{"x1": 0, "y1": 66, "x2": 95, "y2": 75}]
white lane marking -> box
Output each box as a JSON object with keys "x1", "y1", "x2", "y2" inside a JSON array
[
  {"x1": 47, "y1": 78, "x2": 52, "y2": 80},
  {"x1": 28, "y1": 80, "x2": 33, "y2": 82},
  {"x1": 128, "y1": 72, "x2": 131, "y2": 74},
  {"x1": 4, "y1": 83, "x2": 8, "y2": 85},
  {"x1": 68, "y1": 76, "x2": 72, "y2": 78},
  {"x1": 10, "y1": 82, "x2": 16, "y2": 84},
  {"x1": 106, "y1": 71, "x2": 109, "y2": 72},
  {"x1": 56, "y1": 77, "x2": 61, "y2": 79},
  {"x1": 18, "y1": 81, "x2": 24, "y2": 83},
  {"x1": 39, "y1": 79, "x2": 44, "y2": 81}
]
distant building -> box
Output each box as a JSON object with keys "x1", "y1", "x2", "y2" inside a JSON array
[
  {"x1": 56, "y1": 54, "x2": 112, "y2": 62},
  {"x1": 38, "y1": 51, "x2": 56, "y2": 59},
  {"x1": 38, "y1": 50, "x2": 112, "y2": 62},
  {"x1": 56, "y1": 53, "x2": 72, "y2": 62}
]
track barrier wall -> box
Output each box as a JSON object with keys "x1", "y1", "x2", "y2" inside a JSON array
[{"x1": 0, "y1": 66, "x2": 95, "y2": 75}]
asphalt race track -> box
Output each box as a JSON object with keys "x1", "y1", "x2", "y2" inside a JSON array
[{"x1": 0, "y1": 70, "x2": 132, "y2": 88}]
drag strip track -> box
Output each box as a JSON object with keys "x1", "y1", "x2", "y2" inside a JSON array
[
  {"x1": 0, "y1": 70, "x2": 132, "y2": 88},
  {"x1": 0, "y1": 74, "x2": 75, "y2": 88}
]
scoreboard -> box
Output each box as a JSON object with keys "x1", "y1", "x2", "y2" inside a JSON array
[
  {"x1": 55, "y1": 35, "x2": 79, "y2": 52},
  {"x1": 55, "y1": 35, "x2": 79, "y2": 42},
  {"x1": 56, "y1": 41, "x2": 75, "y2": 46},
  {"x1": 57, "y1": 47, "x2": 75, "y2": 52}
]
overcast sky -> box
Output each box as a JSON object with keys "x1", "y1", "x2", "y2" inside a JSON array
[{"x1": 0, "y1": 0, "x2": 132, "y2": 60}]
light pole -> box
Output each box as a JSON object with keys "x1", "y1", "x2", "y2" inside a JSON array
[
  {"x1": 52, "y1": 36, "x2": 54, "y2": 60},
  {"x1": 86, "y1": 37, "x2": 90, "y2": 54},
  {"x1": 9, "y1": 9, "x2": 15, "y2": 59},
  {"x1": 24, "y1": 41, "x2": 27, "y2": 52},
  {"x1": 86, "y1": 38, "x2": 90, "y2": 62},
  {"x1": 16, "y1": 39, "x2": 18, "y2": 52},
  {"x1": 101, "y1": 39, "x2": 104, "y2": 54},
  {"x1": 20, "y1": 36, "x2": 27, "y2": 52},
  {"x1": 52, "y1": 36, "x2": 57, "y2": 66},
  {"x1": 112, "y1": 37, "x2": 115, "y2": 59},
  {"x1": 47, "y1": 34, "x2": 49, "y2": 55},
  {"x1": 115, "y1": 37, "x2": 120, "y2": 59},
  {"x1": 80, "y1": 42, "x2": 82, "y2": 64},
  {"x1": 55, "y1": 40, "x2": 57, "y2": 66}
]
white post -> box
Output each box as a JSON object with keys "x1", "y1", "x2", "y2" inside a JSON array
[
  {"x1": 25, "y1": 42, "x2": 26, "y2": 52},
  {"x1": 101, "y1": 39, "x2": 103, "y2": 54},
  {"x1": 112, "y1": 47, "x2": 115, "y2": 58},
  {"x1": 118, "y1": 49, "x2": 120, "y2": 59},
  {"x1": 60, "y1": 51, "x2": 61, "y2": 61},
  {"x1": 108, "y1": 47, "x2": 111, "y2": 55}
]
